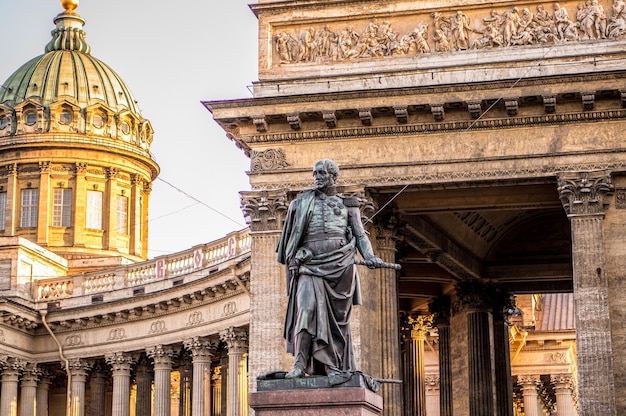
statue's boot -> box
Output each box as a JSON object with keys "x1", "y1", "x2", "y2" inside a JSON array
[{"x1": 285, "y1": 331, "x2": 311, "y2": 378}]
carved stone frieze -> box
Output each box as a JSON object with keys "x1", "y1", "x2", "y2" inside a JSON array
[
  {"x1": 240, "y1": 189, "x2": 288, "y2": 232},
  {"x1": 271, "y1": 1, "x2": 626, "y2": 66},
  {"x1": 557, "y1": 170, "x2": 614, "y2": 216},
  {"x1": 250, "y1": 148, "x2": 290, "y2": 172}
]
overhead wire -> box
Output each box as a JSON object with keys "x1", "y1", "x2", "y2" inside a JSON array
[{"x1": 365, "y1": 41, "x2": 562, "y2": 223}]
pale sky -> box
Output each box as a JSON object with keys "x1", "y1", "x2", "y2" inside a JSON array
[{"x1": 0, "y1": 0, "x2": 258, "y2": 258}]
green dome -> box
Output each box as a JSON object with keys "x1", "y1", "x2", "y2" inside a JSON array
[
  {"x1": 0, "y1": 10, "x2": 141, "y2": 115},
  {"x1": 0, "y1": 6, "x2": 154, "y2": 157}
]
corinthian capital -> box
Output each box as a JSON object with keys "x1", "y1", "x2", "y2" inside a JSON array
[
  {"x1": 558, "y1": 171, "x2": 613, "y2": 216},
  {"x1": 240, "y1": 190, "x2": 288, "y2": 232}
]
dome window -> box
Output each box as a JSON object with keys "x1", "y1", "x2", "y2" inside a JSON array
[
  {"x1": 24, "y1": 111, "x2": 37, "y2": 126},
  {"x1": 92, "y1": 113, "x2": 105, "y2": 128},
  {"x1": 0, "y1": 115, "x2": 8, "y2": 130},
  {"x1": 59, "y1": 109, "x2": 73, "y2": 125},
  {"x1": 120, "y1": 121, "x2": 131, "y2": 135}
]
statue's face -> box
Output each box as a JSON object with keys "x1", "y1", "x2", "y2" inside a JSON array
[{"x1": 313, "y1": 162, "x2": 334, "y2": 191}]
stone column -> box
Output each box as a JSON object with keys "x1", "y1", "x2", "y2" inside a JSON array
[
  {"x1": 36, "y1": 371, "x2": 51, "y2": 416},
  {"x1": 0, "y1": 357, "x2": 25, "y2": 416},
  {"x1": 493, "y1": 291, "x2": 515, "y2": 416},
  {"x1": 558, "y1": 171, "x2": 616, "y2": 415},
  {"x1": 90, "y1": 362, "x2": 108, "y2": 416},
  {"x1": 551, "y1": 374, "x2": 577, "y2": 416},
  {"x1": 134, "y1": 355, "x2": 153, "y2": 416},
  {"x1": 454, "y1": 281, "x2": 497, "y2": 416},
  {"x1": 374, "y1": 217, "x2": 403, "y2": 416},
  {"x1": 429, "y1": 296, "x2": 452, "y2": 416},
  {"x1": 404, "y1": 315, "x2": 432, "y2": 416},
  {"x1": 67, "y1": 358, "x2": 92, "y2": 416},
  {"x1": 425, "y1": 374, "x2": 441, "y2": 416},
  {"x1": 185, "y1": 336, "x2": 216, "y2": 416},
  {"x1": 105, "y1": 352, "x2": 135, "y2": 416},
  {"x1": 240, "y1": 190, "x2": 288, "y2": 389},
  {"x1": 517, "y1": 374, "x2": 541, "y2": 416},
  {"x1": 220, "y1": 327, "x2": 249, "y2": 416},
  {"x1": 146, "y1": 345, "x2": 175, "y2": 416},
  {"x1": 178, "y1": 351, "x2": 192, "y2": 416},
  {"x1": 19, "y1": 363, "x2": 39, "y2": 416}
]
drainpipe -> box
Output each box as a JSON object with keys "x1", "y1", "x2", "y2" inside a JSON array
[{"x1": 40, "y1": 310, "x2": 72, "y2": 416}]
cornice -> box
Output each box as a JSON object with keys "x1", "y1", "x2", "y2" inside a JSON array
[
  {"x1": 205, "y1": 71, "x2": 626, "y2": 111},
  {"x1": 38, "y1": 261, "x2": 251, "y2": 333},
  {"x1": 243, "y1": 109, "x2": 626, "y2": 145}
]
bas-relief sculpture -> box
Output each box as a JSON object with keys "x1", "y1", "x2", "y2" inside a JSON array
[
  {"x1": 275, "y1": 159, "x2": 391, "y2": 385},
  {"x1": 272, "y1": 1, "x2": 626, "y2": 64}
]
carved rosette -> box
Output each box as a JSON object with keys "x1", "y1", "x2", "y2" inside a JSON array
[
  {"x1": 219, "y1": 326, "x2": 248, "y2": 355},
  {"x1": 251, "y1": 148, "x2": 290, "y2": 172},
  {"x1": 424, "y1": 374, "x2": 440, "y2": 392},
  {"x1": 105, "y1": 352, "x2": 136, "y2": 374},
  {"x1": 557, "y1": 171, "x2": 614, "y2": 217},
  {"x1": 240, "y1": 190, "x2": 288, "y2": 232}
]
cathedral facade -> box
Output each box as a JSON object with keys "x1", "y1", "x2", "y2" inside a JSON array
[{"x1": 1, "y1": 0, "x2": 625, "y2": 415}]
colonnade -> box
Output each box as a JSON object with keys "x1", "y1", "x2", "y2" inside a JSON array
[{"x1": 0, "y1": 326, "x2": 249, "y2": 416}]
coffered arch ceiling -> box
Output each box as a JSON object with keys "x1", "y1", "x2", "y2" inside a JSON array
[{"x1": 375, "y1": 180, "x2": 572, "y2": 312}]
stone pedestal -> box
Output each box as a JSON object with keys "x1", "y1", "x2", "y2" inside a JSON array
[{"x1": 251, "y1": 375, "x2": 383, "y2": 416}]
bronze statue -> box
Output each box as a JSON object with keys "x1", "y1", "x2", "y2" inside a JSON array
[{"x1": 277, "y1": 159, "x2": 384, "y2": 379}]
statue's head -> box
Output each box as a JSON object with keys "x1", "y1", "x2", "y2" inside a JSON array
[{"x1": 313, "y1": 159, "x2": 339, "y2": 191}]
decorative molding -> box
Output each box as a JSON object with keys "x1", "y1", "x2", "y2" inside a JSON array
[
  {"x1": 271, "y1": 2, "x2": 626, "y2": 66},
  {"x1": 615, "y1": 188, "x2": 626, "y2": 209},
  {"x1": 246, "y1": 109, "x2": 626, "y2": 144},
  {"x1": 251, "y1": 148, "x2": 290, "y2": 172}
]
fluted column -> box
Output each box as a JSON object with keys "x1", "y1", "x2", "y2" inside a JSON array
[
  {"x1": 493, "y1": 292, "x2": 515, "y2": 416},
  {"x1": 558, "y1": 171, "x2": 616, "y2": 415},
  {"x1": 185, "y1": 337, "x2": 216, "y2": 416},
  {"x1": 518, "y1": 375, "x2": 541, "y2": 416},
  {"x1": 90, "y1": 363, "x2": 108, "y2": 416},
  {"x1": 19, "y1": 363, "x2": 39, "y2": 416},
  {"x1": 146, "y1": 345, "x2": 174, "y2": 416},
  {"x1": 220, "y1": 327, "x2": 249, "y2": 416},
  {"x1": 429, "y1": 296, "x2": 452, "y2": 416},
  {"x1": 67, "y1": 358, "x2": 92, "y2": 416},
  {"x1": 240, "y1": 190, "x2": 288, "y2": 389},
  {"x1": 134, "y1": 355, "x2": 152, "y2": 416},
  {"x1": 455, "y1": 281, "x2": 497, "y2": 416},
  {"x1": 374, "y1": 218, "x2": 402, "y2": 416},
  {"x1": 551, "y1": 374, "x2": 577, "y2": 416},
  {"x1": 106, "y1": 352, "x2": 135, "y2": 416},
  {"x1": 0, "y1": 357, "x2": 25, "y2": 416},
  {"x1": 404, "y1": 315, "x2": 432, "y2": 416},
  {"x1": 36, "y1": 372, "x2": 51, "y2": 416},
  {"x1": 425, "y1": 374, "x2": 441, "y2": 416}
]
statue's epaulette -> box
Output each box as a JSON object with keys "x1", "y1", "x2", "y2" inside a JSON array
[{"x1": 342, "y1": 196, "x2": 360, "y2": 207}]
